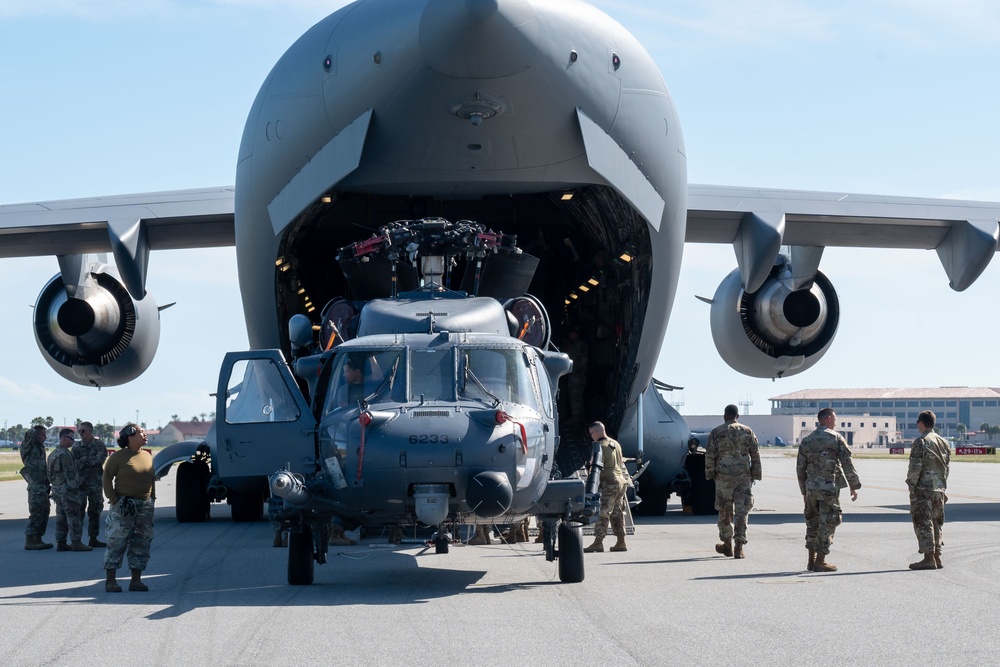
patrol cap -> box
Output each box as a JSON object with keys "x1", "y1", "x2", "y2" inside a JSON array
[
  {"x1": 724, "y1": 404, "x2": 739, "y2": 418},
  {"x1": 59, "y1": 428, "x2": 75, "y2": 439}
]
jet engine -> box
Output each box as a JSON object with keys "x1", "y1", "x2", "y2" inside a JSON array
[
  {"x1": 709, "y1": 259, "x2": 839, "y2": 378},
  {"x1": 33, "y1": 265, "x2": 161, "y2": 387}
]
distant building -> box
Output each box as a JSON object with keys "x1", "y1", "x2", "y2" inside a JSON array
[
  {"x1": 769, "y1": 387, "x2": 1000, "y2": 441},
  {"x1": 684, "y1": 413, "x2": 897, "y2": 448},
  {"x1": 153, "y1": 420, "x2": 213, "y2": 446}
]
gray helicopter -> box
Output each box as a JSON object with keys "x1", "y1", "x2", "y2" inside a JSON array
[{"x1": 213, "y1": 218, "x2": 603, "y2": 584}]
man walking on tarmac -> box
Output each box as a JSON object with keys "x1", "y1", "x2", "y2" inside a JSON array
[
  {"x1": 584, "y1": 421, "x2": 630, "y2": 553},
  {"x1": 705, "y1": 404, "x2": 761, "y2": 558}
]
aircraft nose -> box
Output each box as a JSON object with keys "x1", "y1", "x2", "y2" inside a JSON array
[{"x1": 419, "y1": 0, "x2": 538, "y2": 78}]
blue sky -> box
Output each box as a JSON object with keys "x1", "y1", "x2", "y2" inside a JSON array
[{"x1": 1, "y1": 0, "x2": 999, "y2": 430}]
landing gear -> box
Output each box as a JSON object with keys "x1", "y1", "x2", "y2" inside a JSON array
[
  {"x1": 633, "y1": 482, "x2": 668, "y2": 517},
  {"x1": 432, "y1": 527, "x2": 452, "y2": 554},
  {"x1": 287, "y1": 524, "x2": 315, "y2": 586},
  {"x1": 683, "y1": 451, "x2": 716, "y2": 516},
  {"x1": 557, "y1": 521, "x2": 585, "y2": 583},
  {"x1": 175, "y1": 460, "x2": 210, "y2": 523}
]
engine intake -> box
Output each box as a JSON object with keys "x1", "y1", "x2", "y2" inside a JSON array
[
  {"x1": 33, "y1": 266, "x2": 161, "y2": 387},
  {"x1": 709, "y1": 260, "x2": 839, "y2": 378}
]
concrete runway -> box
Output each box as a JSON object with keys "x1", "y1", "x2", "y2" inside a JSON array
[{"x1": 1, "y1": 451, "x2": 997, "y2": 666}]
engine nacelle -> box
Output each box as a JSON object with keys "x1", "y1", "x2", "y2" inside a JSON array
[
  {"x1": 33, "y1": 265, "x2": 161, "y2": 387},
  {"x1": 709, "y1": 260, "x2": 839, "y2": 378}
]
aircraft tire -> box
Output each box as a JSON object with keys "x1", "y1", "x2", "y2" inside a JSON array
[
  {"x1": 287, "y1": 525, "x2": 314, "y2": 585},
  {"x1": 435, "y1": 536, "x2": 449, "y2": 554},
  {"x1": 229, "y1": 489, "x2": 264, "y2": 522},
  {"x1": 557, "y1": 522, "x2": 585, "y2": 583},
  {"x1": 175, "y1": 460, "x2": 210, "y2": 523}
]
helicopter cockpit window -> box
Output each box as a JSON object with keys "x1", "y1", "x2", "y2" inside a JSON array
[
  {"x1": 323, "y1": 349, "x2": 403, "y2": 415},
  {"x1": 225, "y1": 359, "x2": 302, "y2": 424},
  {"x1": 460, "y1": 348, "x2": 539, "y2": 410},
  {"x1": 408, "y1": 348, "x2": 456, "y2": 402}
]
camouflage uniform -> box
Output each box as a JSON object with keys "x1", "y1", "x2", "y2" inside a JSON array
[
  {"x1": 103, "y1": 448, "x2": 156, "y2": 572},
  {"x1": 73, "y1": 435, "x2": 108, "y2": 539},
  {"x1": 103, "y1": 497, "x2": 155, "y2": 571},
  {"x1": 593, "y1": 436, "x2": 629, "y2": 539},
  {"x1": 907, "y1": 430, "x2": 950, "y2": 555},
  {"x1": 796, "y1": 427, "x2": 861, "y2": 555},
  {"x1": 48, "y1": 445, "x2": 85, "y2": 543},
  {"x1": 705, "y1": 420, "x2": 761, "y2": 545},
  {"x1": 19, "y1": 430, "x2": 50, "y2": 537}
]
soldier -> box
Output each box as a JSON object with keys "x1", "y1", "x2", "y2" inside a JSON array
[
  {"x1": 797, "y1": 408, "x2": 861, "y2": 572},
  {"x1": 19, "y1": 424, "x2": 53, "y2": 550},
  {"x1": 584, "y1": 421, "x2": 629, "y2": 553},
  {"x1": 907, "y1": 410, "x2": 950, "y2": 570},
  {"x1": 103, "y1": 424, "x2": 156, "y2": 593},
  {"x1": 47, "y1": 428, "x2": 93, "y2": 552},
  {"x1": 73, "y1": 421, "x2": 108, "y2": 547},
  {"x1": 705, "y1": 404, "x2": 761, "y2": 558}
]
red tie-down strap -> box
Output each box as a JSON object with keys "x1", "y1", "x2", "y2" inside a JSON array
[
  {"x1": 357, "y1": 411, "x2": 372, "y2": 481},
  {"x1": 495, "y1": 411, "x2": 527, "y2": 455}
]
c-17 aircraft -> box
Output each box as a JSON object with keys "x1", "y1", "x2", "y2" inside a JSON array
[{"x1": 2, "y1": 0, "x2": 999, "y2": 584}]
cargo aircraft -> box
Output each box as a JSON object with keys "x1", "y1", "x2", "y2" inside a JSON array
[{"x1": 2, "y1": 0, "x2": 999, "y2": 584}]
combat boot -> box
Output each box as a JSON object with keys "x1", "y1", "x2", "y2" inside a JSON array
[
  {"x1": 89, "y1": 536, "x2": 107, "y2": 548},
  {"x1": 468, "y1": 526, "x2": 491, "y2": 545},
  {"x1": 807, "y1": 549, "x2": 816, "y2": 571},
  {"x1": 584, "y1": 537, "x2": 604, "y2": 553},
  {"x1": 609, "y1": 536, "x2": 628, "y2": 552},
  {"x1": 105, "y1": 569, "x2": 122, "y2": 593},
  {"x1": 24, "y1": 535, "x2": 53, "y2": 550},
  {"x1": 733, "y1": 542, "x2": 745, "y2": 559},
  {"x1": 715, "y1": 539, "x2": 733, "y2": 557},
  {"x1": 812, "y1": 553, "x2": 837, "y2": 572},
  {"x1": 57, "y1": 541, "x2": 71, "y2": 552},
  {"x1": 933, "y1": 550, "x2": 943, "y2": 569},
  {"x1": 909, "y1": 553, "x2": 937, "y2": 570},
  {"x1": 129, "y1": 569, "x2": 149, "y2": 592},
  {"x1": 70, "y1": 540, "x2": 93, "y2": 552},
  {"x1": 272, "y1": 529, "x2": 287, "y2": 548}
]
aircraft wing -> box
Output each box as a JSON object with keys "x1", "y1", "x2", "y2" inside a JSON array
[
  {"x1": 685, "y1": 183, "x2": 1000, "y2": 292},
  {"x1": 0, "y1": 186, "x2": 235, "y2": 258}
]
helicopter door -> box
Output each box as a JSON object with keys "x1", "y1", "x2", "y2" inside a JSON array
[{"x1": 215, "y1": 350, "x2": 316, "y2": 479}]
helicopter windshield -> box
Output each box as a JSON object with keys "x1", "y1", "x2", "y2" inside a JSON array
[
  {"x1": 323, "y1": 348, "x2": 403, "y2": 415},
  {"x1": 459, "y1": 347, "x2": 539, "y2": 410}
]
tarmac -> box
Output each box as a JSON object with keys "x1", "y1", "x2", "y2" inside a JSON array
[{"x1": 1, "y1": 450, "x2": 998, "y2": 666}]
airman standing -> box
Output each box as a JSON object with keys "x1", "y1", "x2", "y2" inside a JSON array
[
  {"x1": 19, "y1": 424, "x2": 53, "y2": 550},
  {"x1": 584, "y1": 421, "x2": 629, "y2": 553},
  {"x1": 907, "y1": 410, "x2": 950, "y2": 570},
  {"x1": 73, "y1": 421, "x2": 108, "y2": 547},
  {"x1": 48, "y1": 428, "x2": 93, "y2": 551}
]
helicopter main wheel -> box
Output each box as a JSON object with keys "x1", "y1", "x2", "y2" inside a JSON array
[
  {"x1": 557, "y1": 521, "x2": 585, "y2": 583},
  {"x1": 288, "y1": 524, "x2": 315, "y2": 585}
]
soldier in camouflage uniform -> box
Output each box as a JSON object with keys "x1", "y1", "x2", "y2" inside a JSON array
[
  {"x1": 47, "y1": 428, "x2": 93, "y2": 551},
  {"x1": 19, "y1": 424, "x2": 53, "y2": 550},
  {"x1": 73, "y1": 421, "x2": 108, "y2": 547},
  {"x1": 705, "y1": 404, "x2": 761, "y2": 559},
  {"x1": 797, "y1": 408, "x2": 861, "y2": 572},
  {"x1": 906, "y1": 410, "x2": 950, "y2": 570},
  {"x1": 102, "y1": 424, "x2": 156, "y2": 593},
  {"x1": 584, "y1": 421, "x2": 630, "y2": 553}
]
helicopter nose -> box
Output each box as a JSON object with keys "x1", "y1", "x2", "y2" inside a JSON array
[
  {"x1": 466, "y1": 470, "x2": 513, "y2": 517},
  {"x1": 419, "y1": 0, "x2": 538, "y2": 78}
]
